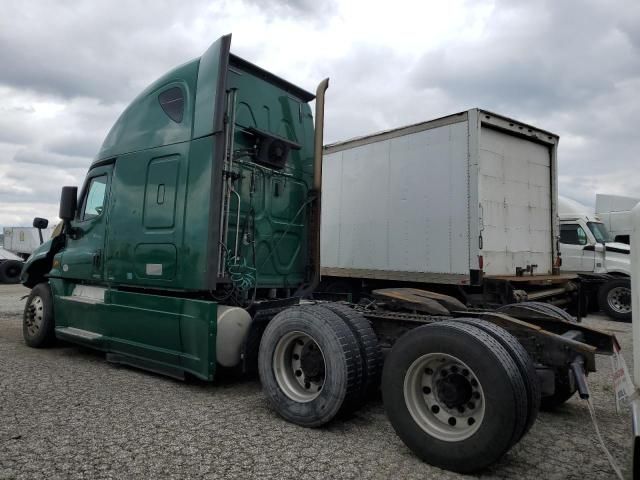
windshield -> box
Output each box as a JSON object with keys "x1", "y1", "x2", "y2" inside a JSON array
[{"x1": 587, "y1": 222, "x2": 612, "y2": 243}]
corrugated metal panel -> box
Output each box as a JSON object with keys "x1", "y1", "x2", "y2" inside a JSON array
[
  {"x1": 321, "y1": 121, "x2": 470, "y2": 276},
  {"x1": 478, "y1": 127, "x2": 552, "y2": 275}
]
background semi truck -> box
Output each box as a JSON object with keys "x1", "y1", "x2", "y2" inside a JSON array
[
  {"x1": 595, "y1": 193, "x2": 639, "y2": 245},
  {"x1": 18, "y1": 35, "x2": 620, "y2": 474},
  {"x1": 321, "y1": 110, "x2": 578, "y2": 309},
  {"x1": 558, "y1": 196, "x2": 632, "y2": 321},
  {"x1": 0, "y1": 247, "x2": 23, "y2": 284},
  {"x1": 0, "y1": 219, "x2": 53, "y2": 284}
]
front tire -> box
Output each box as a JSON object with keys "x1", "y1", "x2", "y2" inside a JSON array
[
  {"x1": 598, "y1": 278, "x2": 632, "y2": 322},
  {"x1": 258, "y1": 305, "x2": 363, "y2": 427},
  {"x1": 23, "y1": 283, "x2": 55, "y2": 348},
  {"x1": 382, "y1": 322, "x2": 529, "y2": 473}
]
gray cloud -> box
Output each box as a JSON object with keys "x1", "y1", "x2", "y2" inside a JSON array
[
  {"x1": 44, "y1": 134, "x2": 103, "y2": 159},
  {"x1": 0, "y1": 0, "x2": 214, "y2": 103},
  {"x1": 14, "y1": 148, "x2": 91, "y2": 169},
  {"x1": 0, "y1": 0, "x2": 638, "y2": 229},
  {"x1": 244, "y1": 0, "x2": 337, "y2": 19}
]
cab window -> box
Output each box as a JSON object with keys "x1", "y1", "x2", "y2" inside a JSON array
[
  {"x1": 560, "y1": 224, "x2": 588, "y2": 245},
  {"x1": 81, "y1": 175, "x2": 107, "y2": 220}
]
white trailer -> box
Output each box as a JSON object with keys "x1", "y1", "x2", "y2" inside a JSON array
[
  {"x1": 596, "y1": 193, "x2": 639, "y2": 245},
  {"x1": 321, "y1": 109, "x2": 574, "y2": 307},
  {"x1": 3, "y1": 226, "x2": 54, "y2": 259}
]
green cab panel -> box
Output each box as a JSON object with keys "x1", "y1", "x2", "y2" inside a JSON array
[
  {"x1": 144, "y1": 156, "x2": 180, "y2": 228},
  {"x1": 133, "y1": 244, "x2": 177, "y2": 280},
  {"x1": 98, "y1": 67, "x2": 198, "y2": 160},
  {"x1": 50, "y1": 278, "x2": 217, "y2": 380},
  {"x1": 37, "y1": 34, "x2": 319, "y2": 382},
  {"x1": 221, "y1": 59, "x2": 315, "y2": 288}
]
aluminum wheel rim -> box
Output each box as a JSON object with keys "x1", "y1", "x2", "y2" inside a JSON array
[
  {"x1": 404, "y1": 352, "x2": 485, "y2": 442},
  {"x1": 607, "y1": 286, "x2": 631, "y2": 314},
  {"x1": 273, "y1": 331, "x2": 326, "y2": 403},
  {"x1": 25, "y1": 296, "x2": 44, "y2": 337}
]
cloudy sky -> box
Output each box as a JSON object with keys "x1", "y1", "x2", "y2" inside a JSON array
[{"x1": 0, "y1": 0, "x2": 638, "y2": 228}]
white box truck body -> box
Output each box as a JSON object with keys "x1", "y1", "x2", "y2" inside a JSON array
[{"x1": 321, "y1": 109, "x2": 560, "y2": 288}]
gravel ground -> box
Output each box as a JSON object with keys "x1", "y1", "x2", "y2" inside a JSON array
[{"x1": 0, "y1": 283, "x2": 634, "y2": 479}]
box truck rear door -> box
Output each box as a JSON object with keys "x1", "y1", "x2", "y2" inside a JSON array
[{"x1": 479, "y1": 127, "x2": 553, "y2": 275}]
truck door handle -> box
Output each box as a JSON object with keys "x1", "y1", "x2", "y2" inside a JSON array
[{"x1": 92, "y1": 249, "x2": 102, "y2": 267}]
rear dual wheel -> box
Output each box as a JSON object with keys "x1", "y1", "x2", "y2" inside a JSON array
[
  {"x1": 382, "y1": 321, "x2": 534, "y2": 473},
  {"x1": 497, "y1": 301, "x2": 577, "y2": 323},
  {"x1": 497, "y1": 301, "x2": 579, "y2": 409},
  {"x1": 258, "y1": 304, "x2": 380, "y2": 427}
]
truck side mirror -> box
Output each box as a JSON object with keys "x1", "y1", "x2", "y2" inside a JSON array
[
  {"x1": 32, "y1": 217, "x2": 49, "y2": 229},
  {"x1": 59, "y1": 186, "x2": 78, "y2": 221},
  {"x1": 32, "y1": 217, "x2": 49, "y2": 245}
]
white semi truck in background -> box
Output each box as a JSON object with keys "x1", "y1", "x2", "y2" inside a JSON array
[
  {"x1": 558, "y1": 196, "x2": 632, "y2": 321},
  {"x1": 595, "y1": 193, "x2": 639, "y2": 245}
]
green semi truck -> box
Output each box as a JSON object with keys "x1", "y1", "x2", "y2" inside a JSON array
[{"x1": 20, "y1": 34, "x2": 618, "y2": 473}]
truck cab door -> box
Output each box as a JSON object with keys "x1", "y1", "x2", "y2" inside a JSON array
[
  {"x1": 559, "y1": 222, "x2": 593, "y2": 272},
  {"x1": 59, "y1": 164, "x2": 112, "y2": 282}
]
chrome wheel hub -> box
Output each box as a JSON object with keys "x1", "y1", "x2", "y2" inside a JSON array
[
  {"x1": 273, "y1": 331, "x2": 325, "y2": 402},
  {"x1": 607, "y1": 286, "x2": 631, "y2": 314},
  {"x1": 25, "y1": 296, "x2": 44, "y2": 337},
  {"x1": 404, "y1": 353, "x2": 485, "y2": 441}
]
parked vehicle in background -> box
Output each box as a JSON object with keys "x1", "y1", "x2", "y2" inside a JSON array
[
  {"x1": 3, "y1": 221, "x2": 54, "y2": 260},
  {"x1": 558, "y1": 196, "x2": 631, "y2": 321},
  {"x1": 0, "y1": 218, "x2": 52, "y2": 283},
  {"x1": 595, "y1": 193, "x2": 639, "y2": 245},
  {"x1": 0, "y1": 247, "x2": 24, "y2": 284}
]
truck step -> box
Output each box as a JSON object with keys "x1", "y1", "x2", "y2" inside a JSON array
[{"x1": 55, "y1": 327, "x2": 103, "y2": 341}]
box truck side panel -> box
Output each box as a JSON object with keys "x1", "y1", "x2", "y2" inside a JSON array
[
  {"x1": 478, "y1": 126, "x2": 553, "y2": 275},
  {"x1": 321, "y1": 120, "x2": 470, "y2": 278},
  {"x1": 323, "y1": 140, "x2": 392, "y2": 271}
]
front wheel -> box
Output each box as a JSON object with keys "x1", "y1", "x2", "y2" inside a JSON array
[
  {"x1": 382, "y1": 322, "x2": 529, "y2": 473},
  {"x1": 598, "y1": 278, "x2": 632, "y2": 322},
  {"x1": 23, "y1": 283, "x2": 55, "y2": 348}
]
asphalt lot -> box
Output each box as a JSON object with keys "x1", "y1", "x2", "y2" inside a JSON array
[{"x1": 0, "y1": 283, "x2": 634, "y2": 479}]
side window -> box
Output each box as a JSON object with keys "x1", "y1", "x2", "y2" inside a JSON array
[
  {"x1": 158, "y1": 87, "x2": 184, "y2": 123},
  {"x1": 82, "y1": 175, "x2": 107, "y2": 221},
  {"x1": 560, "y1": 224, "x2": 587, "y2": 245}
]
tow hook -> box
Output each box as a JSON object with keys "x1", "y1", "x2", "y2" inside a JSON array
[{"x1": 570, "y1": 355, "x2": 590, "y2": 399}]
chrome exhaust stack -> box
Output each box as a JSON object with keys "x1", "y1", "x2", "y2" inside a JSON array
[{"x1": 310, "y1": 78, "x2": 329, "y2": 292}]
